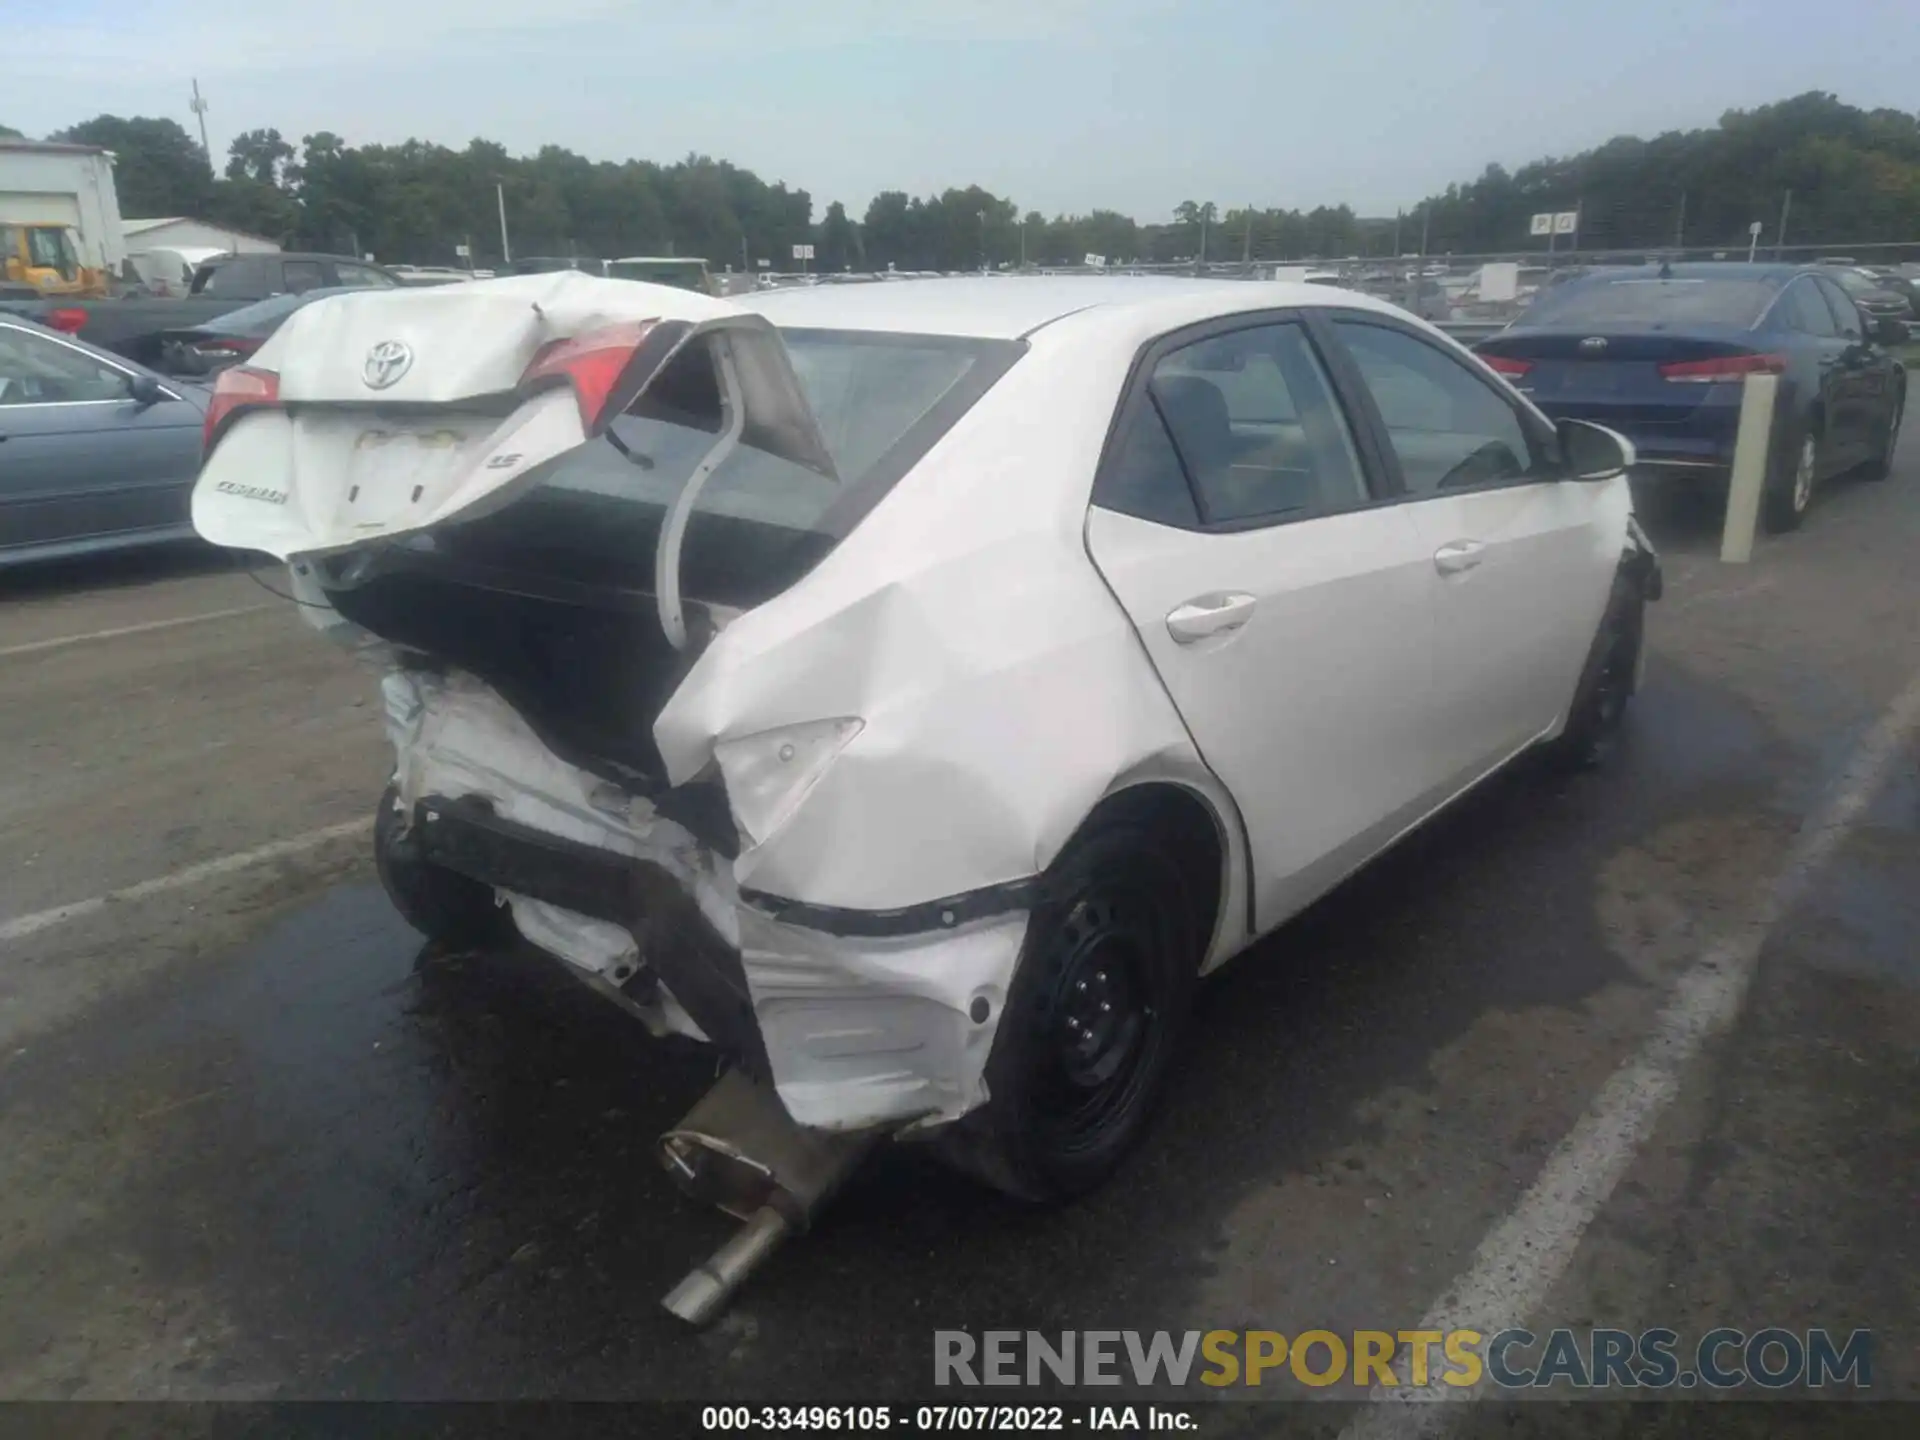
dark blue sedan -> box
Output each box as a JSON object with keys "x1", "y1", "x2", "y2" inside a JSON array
[{"x1": 1477, "y1": 264, "x2": 1907, "y2": 531}]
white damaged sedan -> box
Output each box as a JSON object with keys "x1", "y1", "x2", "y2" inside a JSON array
[{"x1": 196, "y1": 272, "x2": 1658, "y2": 1220}]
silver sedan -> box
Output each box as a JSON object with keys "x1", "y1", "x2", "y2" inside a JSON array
[{"x1": 0, "y1": 316, "x2": 209, "y2": 568}]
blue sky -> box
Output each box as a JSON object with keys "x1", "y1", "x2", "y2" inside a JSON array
[{"x1": 5, "y1": 0, "x2": 1918, "y2": 220}]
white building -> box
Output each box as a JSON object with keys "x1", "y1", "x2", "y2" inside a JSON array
[
  {"x1": 0, "y1": 140, "x2": 129, "y2": 272},
  {"x1": 123, "y1": 216, "x2": 282, "y2": 255}
]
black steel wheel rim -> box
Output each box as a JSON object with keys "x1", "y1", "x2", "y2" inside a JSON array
[{"x1": 1029, "y1": 892, "x2": 1160, "y2": 1153}]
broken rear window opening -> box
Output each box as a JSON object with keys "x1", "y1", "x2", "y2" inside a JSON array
[{"x1": 317, "y1": 327, "x2": 1023, "y2": 786}]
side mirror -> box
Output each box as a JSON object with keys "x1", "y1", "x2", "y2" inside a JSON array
[
  {"x1": 1557, "y1": 418, "x2": 1634, "y2": 481},
  {"x1": 1874, "y1": 315, "x2": 1910, "y2": 346},
  {"x1": 127, "y1": 372, "x2": 168, "y2": 407}
]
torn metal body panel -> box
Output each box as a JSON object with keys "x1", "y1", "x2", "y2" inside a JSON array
[{"x1": 373, "y1": 661, "x2": 1061, "y2": 1130}]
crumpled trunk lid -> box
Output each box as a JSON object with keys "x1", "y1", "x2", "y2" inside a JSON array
[{"x1": 193, "y1": 272, "x2": 837, "y2": 561}]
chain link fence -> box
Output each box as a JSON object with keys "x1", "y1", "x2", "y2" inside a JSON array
[{"x1": 748, "y1": 239, "x2": 1920, "y2": 348}]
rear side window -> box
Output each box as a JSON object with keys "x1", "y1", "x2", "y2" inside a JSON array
[
  {"x1": 194, "y1": 260, "x2": 251, "y2": 296},
  {"x1": 1100, "y1": 403, "x2": 1201, "y2": 528},
  {"x1": 1779, "y1": 282, "x2": 1838, "y2": 337},
  {"x1": 281, "y1": 260, "x2": 325, "y2": 294},
  {"x1": 332, "y1": 262, "x2": 395, "y2": 289},
  {"x1": 1816, "y1": 278, "x2": 1864, "y2": 340},
  {"x1": 1522, "y1": 277, "x2": 1776, "y2": 328}
]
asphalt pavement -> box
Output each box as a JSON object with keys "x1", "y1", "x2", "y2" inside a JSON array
[{"x1": 1, "y1": 438, "x2": 1916, "y2": 1433}]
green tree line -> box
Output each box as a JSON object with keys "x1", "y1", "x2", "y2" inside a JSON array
[{"x1": 12, "y1": 91, "x2": 1920, "y2": 271}]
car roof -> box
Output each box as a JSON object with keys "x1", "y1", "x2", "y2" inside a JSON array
[
  {"x1": 201, "y1": 252, "x2": 386, "y2": 266},
  {"x1": 1561, "y1": 262, "x2": 1811, "y2": 282},
  {"x1": 738, "y1": 275, "x2": 1347, "y2": 340}
]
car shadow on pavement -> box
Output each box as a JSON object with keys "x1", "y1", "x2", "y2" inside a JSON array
[
  {"x1": 1630, "y1": 474, "x2": 1729, "y2": 557},
  {"x1": 0, "y1": 670, "x2": 1790, "y2": 1403},
  {"x1": 0, "y1": 542, "x2": 256, "y2": 603}
]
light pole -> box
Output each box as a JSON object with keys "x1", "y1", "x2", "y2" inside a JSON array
[
  {"x1": 978, "y1": 209, "x2": 988, "y2": 273},
  {"x1": 189, "y1": 78, "x2": 213, "y2": 175},
  {"x1": 496, "y1": 182, "x2": 512, "y2": 266}
]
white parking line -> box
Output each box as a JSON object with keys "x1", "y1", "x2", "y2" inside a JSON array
[
  {"x1": 0, "y1": 818, "x2": 374, "y2": 946},
  {"x1": 1343, "y1": 665, "x2": 1920, "y2": 1438},
  {"x1": 0, "y1": 604, "x2": 276, "y2": 660}
]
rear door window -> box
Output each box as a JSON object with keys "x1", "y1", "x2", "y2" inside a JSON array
[
  {"x1": 194, "y1": 260, "x2": 254, "y2": 296},
  {"x1": 1152, "y1": 323, "x2": 1368, "y2": 524},
  {"x1": 1815, "y1": 278, "x2": 1864, "y2": 340},
  {"x1": 281, "y1": 260, "x2": 326, "y2": 294},
  {"x1": 331, "y1": 262, "x2": 396, "y2": 289},
  {"x1": 1780, "y1": 281, "x2": 1839, "y2": 337},
  {"x1": 0, "y1": 324, "x2": 131, "y2": 404}
]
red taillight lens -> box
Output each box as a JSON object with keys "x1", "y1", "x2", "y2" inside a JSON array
[
  {"x1": 47, "y1": 307, "x2": 87, "y2": 333},
  {"x1": 1657, "y1": 352, "x2": 1787, "y2": 383},
  {"x1": 202, "y1": 365, "x2": 280, "y2": 451},
  {"x1": 1481, "y1": 354, "x2": 1532, "y2": 378},
  {"x1": 519, "y1": 320, "x2": 660, "y2": 433}
]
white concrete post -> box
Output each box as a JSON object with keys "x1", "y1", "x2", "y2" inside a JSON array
[{"x1": 1720, "y1": 372, "x2": 1779, "y2": 564}]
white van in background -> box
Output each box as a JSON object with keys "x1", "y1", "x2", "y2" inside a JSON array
[{"x1": 128, "y1": 245, "x2": 227, "y2": 296}]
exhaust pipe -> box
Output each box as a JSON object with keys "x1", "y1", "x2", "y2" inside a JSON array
[
  {"x1": 661, "y1": 1206, "x2": 791, "y2": 1326},
  {"x1": 658, "y1": 1069, "x2": 878, "y2": 1324}
]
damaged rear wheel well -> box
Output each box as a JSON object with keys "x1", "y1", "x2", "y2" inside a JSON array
[{"x1": 1072, "y1": 784, "x2": 1224, "y2": 970}]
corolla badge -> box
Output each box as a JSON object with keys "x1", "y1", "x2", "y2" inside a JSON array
[
  {"x1": 1578, "y1": 336, "x2": 1608, "y2": 353},
  {"x1": 363, "y1": 339, "x2": 413, "y2": 389}
]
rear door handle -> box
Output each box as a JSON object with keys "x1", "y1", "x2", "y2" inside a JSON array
[
  {"x1": 1434, "y1": 539, "x2": 1486, "y2": 575},
  {"x1": 1166, "y1": 592, "x2": 1256, "y2": 644}
]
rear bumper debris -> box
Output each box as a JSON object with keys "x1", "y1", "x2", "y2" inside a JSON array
[{"x1": 385, "y1": 667, "x2": 1028, "y2": 1134}]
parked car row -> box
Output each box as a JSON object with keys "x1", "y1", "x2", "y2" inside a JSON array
[
  {"x1": 1475, "y1": 262, "x2": 1907, "y2": 531},
  {"x1": 0, "y1": 314, "x2": 207, "y2": 568},
  {"x1": 0, "y1": 250, "x2": 405, "y2": 372}
]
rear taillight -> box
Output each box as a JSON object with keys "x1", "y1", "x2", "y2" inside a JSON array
[
  {"x1": 1658, "y1": 353, "x2": 1787, "y2": 384},
  {"x1": 47, "y1": 308, "x2": 87, "y2": 333},
  {"x1": 202, "y1": 365, "x2": 280, "y2": 451},
  {"x1": 519, "y1": 320, "x2": 662, "y2": 433},
  {"x1": 1481, "y1": 354, "x2": 1532, "y2": 378}
]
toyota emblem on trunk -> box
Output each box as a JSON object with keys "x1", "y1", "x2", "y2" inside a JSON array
[
  {"x1": 1579, "y1": 336, "x2": 1608, "y2": 352},
  {"x1": 363, "y1": 340, "x2": 413, "y2": 389}
]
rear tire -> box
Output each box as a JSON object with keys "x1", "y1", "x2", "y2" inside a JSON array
[
  {"x1": 1544, "y1": 577, "x2": 1644, "y2": 772},
  {"x1": 1862, "y1": 380, "x2": 1905, "y2": 482},
  {"x1": 374, "y1": 784, "x2": 511, "y2": 946},
  {"x1": 1761, "y1": 427, "x2": 1818, "y2": 534},
  {"x1": 935, "y1": 822, "x2": 1199, "y2": 1203}
]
